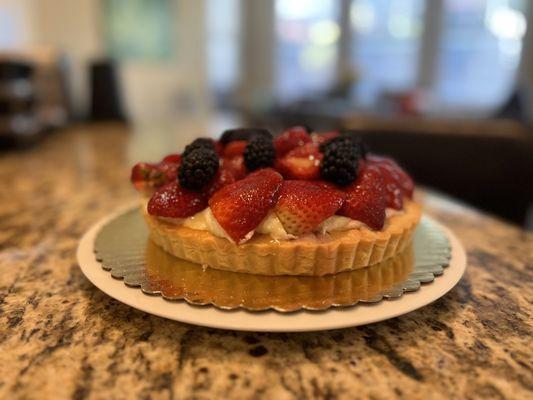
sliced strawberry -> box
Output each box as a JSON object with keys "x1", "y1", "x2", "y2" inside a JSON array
[
  {"x1": 275, "y1": 180, "x2": 344, "y2": 236},
  {"x1": 147, "y1": 181, "x2": 207, "y2": 218},
  {"x1": 221, "y1": 156, "x2": 247, "y2": 180},
  {"x1": 162, "y1": 154, "x2": 182, "y2": 164},
  {"x1": 209, "y1": 168, "x2": 283, "y2": 243},
  {"x1": 367, "y1": 155, "x2": 414, "y2": 198},
  {"x1": 275, "y1": 143, "x2": 323, "y2": 180},
  {"x1": 311, "y1": 130, "x2": 339, "y2": 145},
  {"x1": 223, "y1": 140, "x2": 247, "y2": 158},
  {"x1": 338, "y1": 165, "x2": 386, "y2": 230},
  {"x1": 376, "y1": 164, "x2": 403, "y2": 210},
  {"x1": 202, "y1": 167, "x2": 236, "y2": 197},
  {"x1": 366, "y1": 155, "x2": 414, "y2": 209},
  {"x1": 274, "y1": 126, "x2": 312, "y2": 157},
  {"x1": 130, "y1": 162, "x2": 178, "y2": 193},
  {"x1": 131, "y1": 162, "x2": 154, "y2": 183},
  {"x1": 158, "y1": 162, "x2": 179, "y2": 180}
]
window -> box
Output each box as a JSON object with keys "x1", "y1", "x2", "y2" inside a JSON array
[
  {"x1": 245, "y1": 0, "x2": 529, "y2": 114},
  {"x1": 350, "y1": 0, "x2": 425, "y2": 106},
  {"x1": 206, "y1": 0, "x2": 241, "y2": 99},
  {"x1": 435, "y1": 0, "x2": 527, "y2": 110},
  {"x1": 104, "y1": 0, "x2": 173, "y2": 61},
  {"x1": 275, "y1": 0, "x2": 340, "y2": 102}
]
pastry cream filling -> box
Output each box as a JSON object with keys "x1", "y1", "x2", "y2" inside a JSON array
[{"x1": 155, "y1": 204, "x2": 403, "y2": 243}]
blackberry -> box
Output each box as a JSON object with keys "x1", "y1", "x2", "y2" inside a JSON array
[
  {"x1": 302, "y1": 124, "x2": 314, "y2": 133},
  {"x1": 178, "y1": 147, "x2": 219, "y2": 190},
  {"x1": 220, "y1": 128, "x2": 273, "y2": 145},
  {"x1": 340, "y1": 130, "x2": 368, "y2": 158},
  {"x1": 320, "y1": 137, "x2": 362, "y2": 186},
  {"x1": 243, "y1": 135, "x2": 275, "y2": 171},
  {"x1": 319, "y1": 134, "x2": 359, "y2": 153},
  {"x1": 182, "y1": 138, "x2": 216, "y2": 158}
]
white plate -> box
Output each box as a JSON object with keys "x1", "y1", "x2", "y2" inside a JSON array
[{"x1": 77, "y1": 209, "x2": 466, "y2": 332}]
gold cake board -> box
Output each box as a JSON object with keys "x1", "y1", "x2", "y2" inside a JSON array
[{"x1": 93, "y1": 208, "x2": 451, "y2": 312}]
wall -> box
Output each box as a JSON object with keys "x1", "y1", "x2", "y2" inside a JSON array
[
  {"x1": 0, "y1": 0, "x2": 209, "y2": 122},
  {"x1": 519, "y1": 2, "x2": 533, "y2": 121},
  {"x1": 29, "y1": 0, "x2": 103, "y2": 118},
  {"x1": 119, "y1": 0, "x2": 209, "y2": 122},
  {"x1": 0, "y1": 0, "x2": 35, "y2": 49}
]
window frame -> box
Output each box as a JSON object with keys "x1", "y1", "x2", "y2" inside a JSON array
[{"x1": 238, "y1": 0, "x2": 533, "y2": 114}]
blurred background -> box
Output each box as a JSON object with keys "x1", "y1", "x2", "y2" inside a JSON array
[{"x1": 0, "y1": 0, "x2": 532, "y2": 228}]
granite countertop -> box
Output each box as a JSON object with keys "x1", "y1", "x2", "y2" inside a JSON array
[{"x1": 1, "y1": 124, "x2": 531, "y2": 399}]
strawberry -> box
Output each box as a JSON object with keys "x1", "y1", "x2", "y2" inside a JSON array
[
  {"x1": 221, "y1": 156, "x2": 247, "y2": 180},
  {"x1": 158, "y1": 162, "x2": 179, "y2": 180},
  {"x1": 274, "y1": 126, "x2": 312, "y2": 157},
  {"x1": 202, "y1": 167, "x2": 236, "y2": 197},
  {"x1": 311, "y1": 131, "x2": 339, "y2": 145},
  {"x1": 275, "y1": 180, "x2": 345, "y2": 236},
  {"x1": 214, "y1": 141, "x2": 224, "y2": 156},
  {"x1": 375, "y1": 163, "x2": 403, "y2": 210},
  {"x1": 223, "y1": 140, "x2": 247, "y2": 157},
  {"x1": 367, "y1": 155, "x2": 414, "y2": 198},
  {"x1": 147, "y1": 181, "x2": 207, "y2": 218},
  {"x1": 209, "y1": 168, "x2": 283, "y2": 243},
  {"x1": 131, "y1": 162, "x2": 154, "y2": 184},
  {"x1": 366, "y1": 154, "x2": 414, "y2": 209},
  {"x1": 162, "y1": 154, "x2": 182, "y2": 164},
  {"x1": 130, "y1": 162, "x2": 178, "y2": 193},
  {"x1": 338, "y1": 165, "x2": 386, "y2": 230},
  {"x1": 275, "y1": 143, "x2": 323, "y2": 180}
]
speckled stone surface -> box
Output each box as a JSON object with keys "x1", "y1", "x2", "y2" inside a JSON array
[{"x1": 0, "y1": 124, "x2": 531, "y2": 400}]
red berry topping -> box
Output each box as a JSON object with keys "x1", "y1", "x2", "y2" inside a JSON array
[
  {"x1": 366, "y1": 155, "x2": 414, "y2": 209},
  {"x1": 275, "y1": 142, "x2": 323, "y2": 180},
  {"x1": 202, "y1": 167, "x2": 237, "y2": 197},
  {"x1": 275, "y1": 180, "x2": 345, "y2": 236},
  {"x1": 158, "y1": 162, "x2": 179, "y2": 180},
  {"x1": 376, "y1": 165, "x2": 403, "y2": 210},
  {"x1": 147, "y1": 181, "x2": 207, "y2": 218},
  {"x1": 130, "y1": 162, "x2": 179, "y2": 193},
  {"x1": 311, "y1": 130, "x2": 340, "y2": 145},
  {"x1": 221, "y1": 156, "x2": 247, "y2": 181},
  {"x1": 214, "y1": 141, "x2": 224, "y2": 156},
  {"x1": 209, "y1": 168, "x2": 283, "y2": 243},
  {"x1": 367, "y1": 155, "x2": 414, "y2": 198},
  {"x1": 223, "y1": 140, "x2": 247, "y2": 158},
  {"x1": 131, "y1": 162, "x2": 154, "y2": 182},
  {"x1": 162, "y1": 154, "x2": 182, "y2": 164},
  {"x1": 274, "y1": 126, "x2": 312, "y2": 157},
  {"x1": 338, "y1": 165, "x2": 386, "y2": 230}
]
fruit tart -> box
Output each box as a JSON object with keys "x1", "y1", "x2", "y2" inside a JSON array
[{"x1": 130, "y1": 127, "x2": 421, "y2": 276}]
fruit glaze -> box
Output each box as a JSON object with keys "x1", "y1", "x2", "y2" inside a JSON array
[{"x1": 131, "y1": 126, "x2": 415, "y2": 245}]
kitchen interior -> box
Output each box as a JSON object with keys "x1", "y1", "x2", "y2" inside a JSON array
[
  {"x1": 1, "y1": 0, "x2": 532, "y2": 228},
  {"x1": 0, "y1": 1, "x2": 532, "y2": 399}
]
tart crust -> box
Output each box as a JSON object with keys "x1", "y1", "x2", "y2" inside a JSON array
[{"x1": 143, "y1": 200, "x2": 421, "y2": 276}]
